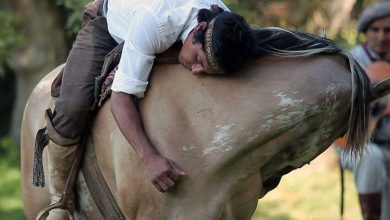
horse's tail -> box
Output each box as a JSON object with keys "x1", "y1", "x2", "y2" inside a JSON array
[
  {"x1": 341, "y1": 51, "x2": 370, "y2": 156},
  {"x1": 251, "y1": 27, "x2": 371, "y2": 155}
]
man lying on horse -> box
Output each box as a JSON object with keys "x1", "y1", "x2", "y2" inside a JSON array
[{"x1": 31, "y1": 0, "x2": 368, "y2": 219}]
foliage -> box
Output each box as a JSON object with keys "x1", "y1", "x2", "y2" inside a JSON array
[
  {"x1": 225, "y1": 0, "x2": 376, "y2": 49},
  {"x1": 0, "y1": 137, "x2": 18, "y2": 164},
  {"x1": 225, "y1": 0, "x2": 265, "y2": 25},
  {"x1": 0, "y1": 12, "x2": 24, "y2": 76},
  {"x1": 0, "y1": 136, "x2": 24, "y2": 219},
  {"x1": 55, "y1": 0, "x2": 91, "y2": 35}
]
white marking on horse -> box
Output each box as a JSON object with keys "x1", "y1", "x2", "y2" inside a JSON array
[
  {"x1": 203, "y1": 124, "x2": 234, "y2": 155},
  {"x1": 325, "y1": 83, "x2": 338, "y2": 105},
  {"x1": 275, "y1": 110, "x2": 305, "y2": 121},
  {"x1": 275, "y1": 91, "x2": 303, "y2": 107},
  {"x1": 253, "y1": 91, "x2": 309, "y2": 130},
  {"x1": 182, "y1": 145, "x2": 196, "y2": 151},
  {"x1": 258, "y1": 118, "x2": 275, "y2": 131}
]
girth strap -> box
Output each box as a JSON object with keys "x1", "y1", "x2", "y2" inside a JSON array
[{"x1": 81, "y1": 136, "x2": 125, "y2": 220}]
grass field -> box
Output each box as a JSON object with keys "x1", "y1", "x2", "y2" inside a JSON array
[
  {"x1": 253, "y1": 148, "x2": 362, "y2": 220},
  {"x1": 0, "y1": 137, "x2": 362, "y2": 220},
  {"x1": 0, "y1": 137, "x2": 24, "y2": 219}
]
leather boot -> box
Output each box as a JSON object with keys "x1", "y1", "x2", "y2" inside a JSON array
[
  {"x1": 44, "y1": 109, "x2": 81, "y2": 220},
  {"x1": 359, "y1": 192, "x2": 382, "y2": 220},
  {"x1": 46, "y1": 141, "x2": 78, "y2": 220}
]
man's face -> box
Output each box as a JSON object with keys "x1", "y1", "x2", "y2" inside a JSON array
[
  {"x1": 365, "y1": 16, "x2": 390, "y2": 56},
  {"x1": 178, "y1": 22, "x2": 218, "y2": 75}
]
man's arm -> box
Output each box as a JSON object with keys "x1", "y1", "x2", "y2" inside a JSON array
[{"x1": 111, "y1": 91, "x2": 185, "y2": 192}]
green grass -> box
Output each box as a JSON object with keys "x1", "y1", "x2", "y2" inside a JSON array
[
  {"x1": 0, "y1": 137, "x2": 361, "y2": 220},
  {"x1": 0, "y1": 137, "x2": 25, "y2": 220},
  {"x1": 253, "y1": 148, "x2": 362, "y2": 220}
]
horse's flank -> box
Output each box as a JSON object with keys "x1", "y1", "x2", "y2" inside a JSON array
[{"x1": 22, "y1": 55, "x2": 353, "y2": 219}]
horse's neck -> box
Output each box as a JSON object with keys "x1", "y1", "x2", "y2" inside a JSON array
[
  {"x1": 97, "y1": 55, "x2": 350, "y2": 174},
  {"x1": 89, "y1": 55, "x2": 352, "y2": 218}
]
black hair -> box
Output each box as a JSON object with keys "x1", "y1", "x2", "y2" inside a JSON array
[
  {"x1": 193, "y1": 8, "x2": 222, "y2": 47},
  {"x1": 195, "y1": 8, "x2": 342, "y2": 72},
  {"x1": 212, "y1": 12, "x2": 255, "y2": 72},
  {"x1": 194, "y1": 8, "x2": 255, "y2": 72}
]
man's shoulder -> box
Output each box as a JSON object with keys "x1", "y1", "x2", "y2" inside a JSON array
[{"x1": 349, "y1": 44, "x2": 364, "y2": 54}]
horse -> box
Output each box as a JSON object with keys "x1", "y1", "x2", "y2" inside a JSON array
[{"x1": 21, "y1": 54, "x2": 377, "y2": 219}]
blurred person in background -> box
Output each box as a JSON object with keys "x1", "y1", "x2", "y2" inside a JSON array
[{"x1": 336, "y1": 2, "x2": 390, "y2": 220}]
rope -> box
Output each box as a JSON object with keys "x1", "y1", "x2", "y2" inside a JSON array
[{"x1": 32, "y1": 127, "x2": 49, "y2": 187}]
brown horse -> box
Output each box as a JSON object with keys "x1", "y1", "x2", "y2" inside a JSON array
[{"x1": 21, "y1": 55, "x2": 375, "y2": 219}]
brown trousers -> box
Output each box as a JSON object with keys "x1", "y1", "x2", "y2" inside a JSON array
[{"x1": 51, "y1": 0, "x2": 118, "y2": 142}]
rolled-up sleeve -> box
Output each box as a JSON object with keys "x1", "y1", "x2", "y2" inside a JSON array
[{"x1": 111, "y1": 9, "x2": 161, "y2": 98}]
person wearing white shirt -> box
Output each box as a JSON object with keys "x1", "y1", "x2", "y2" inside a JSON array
[
  {"x1": 37, "y1": 0, "x2": 344, "y2": 218},
  {"x1": 336, "y1": 2, "x2": 390, "y2": 219}
]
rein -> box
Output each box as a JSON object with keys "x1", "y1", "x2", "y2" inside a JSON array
[{"x1": 81, "y1": 134, "x2": 125, "y2": 220}]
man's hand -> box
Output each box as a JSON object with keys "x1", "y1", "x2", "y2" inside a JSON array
[
  {"x1": 142, "y1": 153, "x2": 186, "y2": 192},
  {"x1": 111, "y1": 91, "x2": 185, "y2": 193}
]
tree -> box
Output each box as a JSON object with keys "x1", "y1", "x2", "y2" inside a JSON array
[
  {"x1": 9, "y1": 0, "x2": 69, "y2": 143},
  {"x1": 2, "y1": 0, "x2": 379, "y2": 145}
]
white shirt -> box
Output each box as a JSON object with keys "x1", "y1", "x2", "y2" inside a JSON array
[
  {"x1": 350, "y1": 45, "x2": 372, "y2": 69},
  {"x1": 105, "y1": 0, "x2": 229, "y2": 98}
]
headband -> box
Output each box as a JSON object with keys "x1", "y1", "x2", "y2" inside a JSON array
[{"x1": 205, "y1": 18, "x2": 224, "y2": 73}]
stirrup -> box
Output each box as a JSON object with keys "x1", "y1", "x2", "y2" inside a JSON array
[{"x1": 35, "y1": 198, "x2": 74, "y2": 220}]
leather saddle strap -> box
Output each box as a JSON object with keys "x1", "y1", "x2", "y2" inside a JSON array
[{"x1": 81, "y1": 137, "x2": 125, "y2": 220}]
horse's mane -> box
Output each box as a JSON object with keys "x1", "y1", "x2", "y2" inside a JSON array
[
  {"x1": 252, "y1": 27, "x2": 370, "y2": 155},
  {"x1": 195, "y1": 7, "x2": 369, "y2": 153}
]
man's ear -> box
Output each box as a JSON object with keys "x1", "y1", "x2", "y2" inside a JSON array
[
  {"x1": 191, "y1": 22, "x2": 208, "y2": 44},
  {"x1": 194, "y1": 22, "x2": 208, "y2": 32}
]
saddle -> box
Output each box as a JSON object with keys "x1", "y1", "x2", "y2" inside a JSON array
[{"x1": 51, "y1": 41, "x2": 182, "y2": 106}]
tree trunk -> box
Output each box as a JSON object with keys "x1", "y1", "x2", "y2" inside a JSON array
[
  {"x1": 10, "y1": 0, "x2": 69, "y2": 145},
  {"x1": 327, "y1": 0, "x2": 356, "y2": 37}
]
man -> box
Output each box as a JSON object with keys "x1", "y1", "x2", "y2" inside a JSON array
[
  {"x1": 337, "y1": 2, "x2": 390, "y2": 220},
  {"x1": 43, "y1": 1, "x2": 233, "y2": 219},
  {"x1": 350, "y1": 2, "x2": 390, "y2": 65},
  {"x1": 37, "y1": 0, "x2": 342, "y2": 219}
]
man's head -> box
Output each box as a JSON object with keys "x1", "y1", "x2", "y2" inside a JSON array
[
  {"x1": 357, "y1": 2, "x2": 390, "y2": 57},
  {"x1": 179, "y1": 8, "x2": 255, "y2": 74}
]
